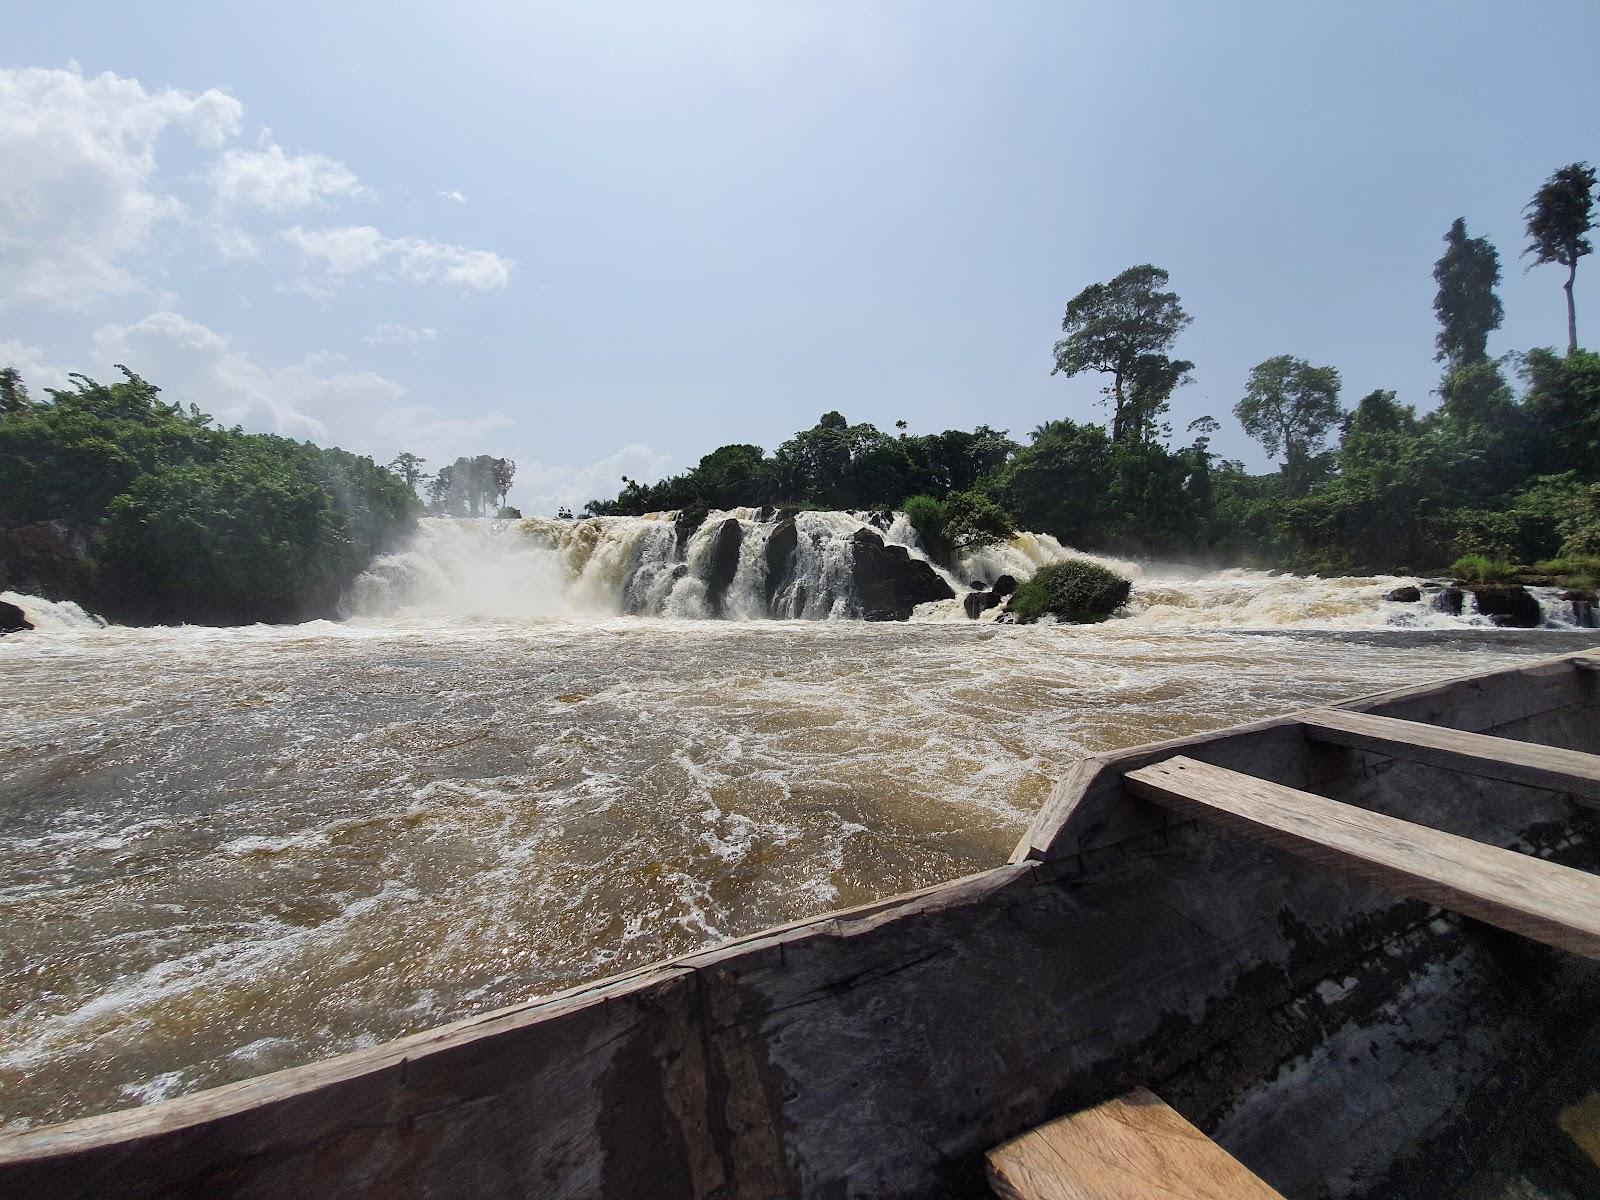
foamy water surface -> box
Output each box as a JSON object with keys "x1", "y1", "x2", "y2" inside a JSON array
[{"x1": 1, "y1": 584, "x2": 1597, "y2": 1129}]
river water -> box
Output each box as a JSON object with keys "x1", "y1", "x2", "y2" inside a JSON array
[{"x1": 2, "y1": 517, "x2": 1597, "y2": 1130}]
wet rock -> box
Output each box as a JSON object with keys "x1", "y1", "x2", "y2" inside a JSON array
[
  {"x1": 849, "y1": 528, "x2": 955, "y2": 621},
  {"x1": 963, "y1": 589, "x2": 1002, "y2": 619},
  {"x1": 1384, "y1": 585, "x2": 1422, "y2": 604},
  {"x1": 867, "y1": 510, "x2": 894, "y2": 532},
  {"x1": 673, "y1": 510, "x2": 701, "y2": 555},
  {"x1": 969, "y1": 580, "x2": 988, "y2": 591},
  {"x1": 1432, "y1": 586, "x2": 1466, "y2": 617},
  {"x1": 992, "y1": 575, "x2": 1018, "y2": 598},
  {"x1": 703, "y1": 518, "x2": 743, "y2": 616},
  {"x1": 764, "y1": 518, "x2": 798, "y2": 611},
  {"x1": 0, "y1": 599, "x2": 33, "y2": 634},
  {"x1": 1468, "y1": 584, "x2": 1542, "y2": 628},
  {"x1": 1560, "y1": 589, "x2": 1599, "y2": 628},
  {"x1": 0, "y1": 520, "x2": 91, "y2": 601}
]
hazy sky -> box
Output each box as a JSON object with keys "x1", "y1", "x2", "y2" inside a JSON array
[{"x1": 4, "y1": 2, "x2": 1597, "y2": 512}]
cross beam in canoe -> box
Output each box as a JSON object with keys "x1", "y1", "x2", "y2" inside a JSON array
[
  {"x1": 986, "y1": 1087, "x2": 1284, "y2": 1200},
  {"x1": 1299, "y1": 707, "x2": 1600, "y2": 804},
  {"x1": 1124, "y1": 756, "x2": 1600, "y2": 960}
]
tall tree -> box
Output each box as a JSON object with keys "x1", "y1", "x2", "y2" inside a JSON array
[
  {"x1": 387, "y1": 451, "x2": 427, "y2": 491},
  {"x1": 1234, "y1": 355, "x2": 1342, "y2": 495},
  {"x1": 1524, "y1": 162, "x2": 1596, "y2": 355},
  {"x1": 1052, "y1": 264, "x2": 1193, "y2": 444},
  {"x1": 491, "y1": 457, "x2": 516, "y2": 511},
  {"x1": 0, "y1": 367, "x2": 30, "y2": 417},
  {"x1": 1432, "y1": 218, "x2": 1503, "y2": 367}
]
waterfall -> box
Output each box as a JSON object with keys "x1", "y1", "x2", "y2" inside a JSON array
[{"x1": 341, "y1": 512, "x2": 1597, "y2": 630}]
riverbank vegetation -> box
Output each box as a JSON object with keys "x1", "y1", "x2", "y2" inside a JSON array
[
  {"x1": 0, "y1": 369, "x2": 420, "y2": 623},
  {"x1": 589, "y1": 161, "x2": 1599, "y2": 578}
]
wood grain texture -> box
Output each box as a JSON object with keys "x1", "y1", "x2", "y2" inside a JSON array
[
  {"x1": 985, "y1": 1088, "x2": 1283, "y2": 1200},
  {"x1": 1125, "y1": 756, "x2": 1600, "y2": 959},
  {"x1": 1300, "y1": 707, "x2": 1600, "y2": 803},
  {"x1": 1028, "y1": 649, "x2": 1597, "y2": 865}
]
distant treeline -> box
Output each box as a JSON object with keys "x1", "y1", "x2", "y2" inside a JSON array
[
  {"x1": 0, "y1": 369, "x2": 420, "y2": 624},
  {"x1": 588, "y1": 162, "x2": 1600, "y2": 576}
]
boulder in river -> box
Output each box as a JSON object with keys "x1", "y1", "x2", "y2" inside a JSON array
[
  {"x1": 1431, "y1": 586, "x2": 1466, "y2": 617},
  {"x1": 964, "y1": 589, "x2": 1002, "y2": 619},
  {"x1": 1560, "y1": 589, "x2": 1598, "y2": 628},
  {"x1": 764, "y1": 518, "x2": 798, "y2": 611},
  {"x1": 1384, "y1": 585, "x2": 1422, "y2": 603},
  {"x1": 1468, "y1": 584, "x2": 1542, "y2": 628},
  {"x1": 991, "y1": 574, "x2": 1018, "y2": 598},
  {"x1": 0, "y1": 600, "x2": 33, "y2": 634},
  {"x1": 703, "y1": 518, "x2": 744, "y2": 616},
  {"x1": 849, "y1": 528, "x2": 954, "y2": 620}
]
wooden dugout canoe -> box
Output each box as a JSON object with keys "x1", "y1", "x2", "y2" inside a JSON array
[{"x1": 3, "y1": 648, "x2": 1600, "y2": 1199}]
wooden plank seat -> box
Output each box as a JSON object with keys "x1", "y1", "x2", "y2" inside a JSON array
[
  {"x1": 985, "y1": 1087, "x2": 1283, "y2": 1199},
  {"x1": 1300, "y1": 707, "x2": 1600, "y2": 804},
  {"x1": 1124, "y1": 756, "x2": 1600, "y2": 960}
]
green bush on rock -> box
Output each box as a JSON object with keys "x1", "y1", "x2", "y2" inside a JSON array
[{"x1": 1008, "y1": 559, "x2": 1132, "y2": 624}]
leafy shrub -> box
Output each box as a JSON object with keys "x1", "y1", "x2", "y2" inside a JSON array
[
  {"x1": 1451, "y1": 553, "x2": 1514, "y2": 583},
  {"x1": 1008, "y1": 559, "x2": 1131, "y2": 623},
  {"x1": 1536, "y1": 556, "x2": 1600, "y2": 587},
  {"x1": 943, "y1": 489, "x2": 1016, "y2": 553},
  {"x1": 902, "y1": 494, "x2": 951, "y2": 563}
]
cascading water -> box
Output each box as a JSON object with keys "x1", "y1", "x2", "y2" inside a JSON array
[
  {"x1": 347, "y1": 509, "x2": 957, "y2": 623},
  {"x1": 343, "y1": 511, "x2": 1595, "y2": 630}
]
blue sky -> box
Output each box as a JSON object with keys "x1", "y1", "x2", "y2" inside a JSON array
[{"x1": 4, "y1": 2, "x2": 1597, "y2": 512}]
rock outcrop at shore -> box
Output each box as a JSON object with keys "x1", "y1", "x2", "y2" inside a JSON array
[
  {"x1": 848, "y1": 528, "x2": 954, "y2": 620},
  {"x1": 0, "y1": 521, "x2": 91, "y2": 602}
]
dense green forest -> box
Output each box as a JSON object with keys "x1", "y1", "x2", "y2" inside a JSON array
[
  {"x1": 0, "y1": 369, "x2": 419, "y2": 623},
  {"x1": 588, "y1": 162, "x2": 1600, "y2": 578}
]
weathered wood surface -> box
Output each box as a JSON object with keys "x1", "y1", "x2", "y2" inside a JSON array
[
  {"x1": 1026, "y1": 648, "x2": 1598, "y2": 865},
  {"x1": 1125, "y1": 755, "x2": 1600, "y2": 959},
  {"x1": 1335, "y1": 651, "x2": 1591, "y2": 732},
  {"x1": 985, "y1": 1087, "x2": 1283, "y2": 1200},
  {"x1": 1300, "y1": 706, "x2": 1600, "y2": 802}
]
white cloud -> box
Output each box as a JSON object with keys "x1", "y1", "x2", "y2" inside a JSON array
[
  {"x1": 90, "y1": 311, "x2": 512, "y2": 465},
  {"x1": 0, "y1": 65, "x2": 242, "y2": 309},
  {"x1": 211, "y1": 225, "x2": 260, "y2": 261},
  {"x1": 211, "y1": 143, "x2": 363, "y2": 211},
  {"x1": 283, "y1": 224, "x2": 512, "y2": 290},
  {"x1": 515, "y1": 445, "x2": 674, "y2": 515},
  {"x1": 438, "y1": 190, "x2": 466, "y2": 204},
  {"x1": 365, "y1": 323, "x2": 437, "y2": 346},
  {"x1": 0, "y1": 339, "x2": 71, "y2": 393}
]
